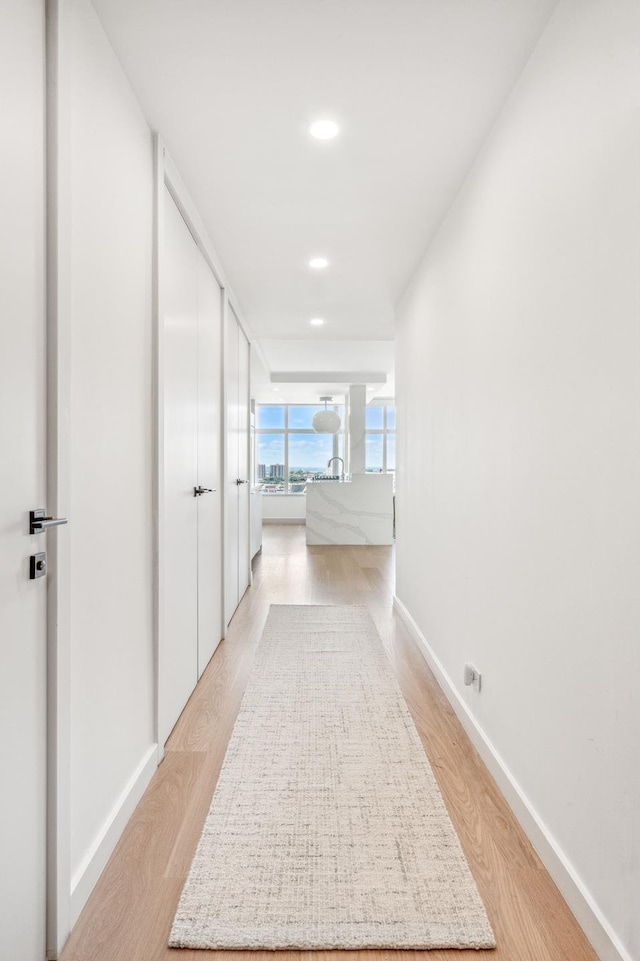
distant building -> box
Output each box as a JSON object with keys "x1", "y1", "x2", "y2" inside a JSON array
[
  {"x1": 257, "y1": 463, "x2": 266, "y2": 479},
  {"x1": 270, "y1": 463, "x2": 285, "y2": 479}
]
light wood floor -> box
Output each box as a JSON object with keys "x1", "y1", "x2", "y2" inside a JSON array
[{"x1": 60, "y1": 525, "x2": 599, "y2": 961}]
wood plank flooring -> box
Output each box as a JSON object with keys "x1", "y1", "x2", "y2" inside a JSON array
[{"x1": 60, "y1": 525, "x2": 600, "y2": 961}]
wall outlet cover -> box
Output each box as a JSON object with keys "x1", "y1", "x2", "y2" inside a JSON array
[{"x1": 464, "y1": 662, "x2": 481, "y2": 691}]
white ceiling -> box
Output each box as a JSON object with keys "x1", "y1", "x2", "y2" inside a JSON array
[
  {"x1": 92, "y1": 0, "x2": 557, "y2": 400},
  {"x1": 251, "y1": 340, "x2": 395, "y2": 405}
]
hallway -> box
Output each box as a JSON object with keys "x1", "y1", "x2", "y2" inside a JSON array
[
  {"x1": 60, "y1": 526, "x2": 597, "y2": 961},
  {"x1": 1, "y1": 3, "x2": 637, "y2": 956}
]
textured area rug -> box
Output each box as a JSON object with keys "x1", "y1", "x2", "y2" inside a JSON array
[{"x1": 170, "y1": 604, "x2": 496, "y2": 950}]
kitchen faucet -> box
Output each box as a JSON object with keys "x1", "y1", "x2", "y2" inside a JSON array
[{"x1": 327, "y1": 456, "x2": 345, "y2": 480}]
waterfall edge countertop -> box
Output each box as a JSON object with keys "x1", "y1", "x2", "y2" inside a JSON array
[{"x1": 305, "y1": 473, "x2": 394, "y2": 545}]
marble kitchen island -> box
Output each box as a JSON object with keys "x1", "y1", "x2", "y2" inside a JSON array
[{"x1": 306, "y1": 473, "x2": 394, "y2": 545}]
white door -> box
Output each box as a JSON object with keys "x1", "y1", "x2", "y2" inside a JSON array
[
  {"x1": 196, "y1": 251, "x2": 223, "y2": 676},
  {"x1": 237, "y1": 324, "x2": 250, "y2": 598},
  {"x1": 224, "y1": 309, "x2": 250, "y2": 624},
  {"x1": 224, "y1": 308, "x2": 240, "y2": 621},
  {"x1": 0, "y1": 1, "x2": 48, "y2": 957},
  {"x1": 160, "y1": 188, "x2": 223, "y2": 745},
  {"x1": 160, "y1": 190, "x2": 199, "y2": 745}
]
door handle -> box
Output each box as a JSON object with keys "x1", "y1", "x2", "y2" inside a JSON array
[
  {"x1": 30, "y1": 509, "x2": 68, "y2": 534},
  {"x1": 194, "y1": 486, "x2": 216, "y2": 496},
  {"x1": 235, "y1": 479, "x2": 248, "y2": 485}
]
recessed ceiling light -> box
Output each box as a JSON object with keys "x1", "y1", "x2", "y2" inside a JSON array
[
  {"x1": 308, "y1": 257, "x2": 329, "y2": 270},
  {"x1": 272, "y1": 387, "x2": 280, "y2": 391},
  {"x1": 309, "y1": 318, "x2": 325, "y2": 326},
  {"x1": 309, "y1": 120, "x2": 339, "y2": 140}
]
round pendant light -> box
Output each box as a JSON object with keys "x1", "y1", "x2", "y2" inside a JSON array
[{"x1": 312, "y1": 396, "x2": 341, "y2": 434}]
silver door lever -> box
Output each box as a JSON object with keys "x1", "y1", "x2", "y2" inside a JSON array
[{"x1": 30, "y1": 509, "x2": 68, "y2": 534}]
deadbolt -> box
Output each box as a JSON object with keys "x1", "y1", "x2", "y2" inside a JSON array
[{"x1": 30, "y1": 552, "x2": 47, "y2": 580}]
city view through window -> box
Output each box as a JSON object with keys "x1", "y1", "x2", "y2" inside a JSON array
[{"x1": 256, "y1": 403, "x2": 395, "y2": 494}]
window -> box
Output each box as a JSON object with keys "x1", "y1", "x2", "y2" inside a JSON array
[
  {"x1": 256, "y1": 404, "x2": 344, "y2": 494},
  {"x1": 256, "y1": 433, "x2": 285, "y2": 492},
  {"x1": 255, "y1": 401, "x2": 395, "y2": 491},
  {"x1": 365, "y1": 405, "x2": 384, "y2": 430},
  {"x1": 365, "y1": 433, "x2": 383, "y2": 471},
  {"x1": 257, "y1": 405, "x2": 285, "y2": 430},
  {"x1": 365, "y1": 403, "x2": 396, "y2": 474}
]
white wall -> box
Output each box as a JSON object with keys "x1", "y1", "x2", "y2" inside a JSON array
[
  {"x1": 261, "y1": 494, "x2": 306, "y2": 523},
  {"x1": 395, "y1": 2, "x2": 639, "y2": 960},
  {"x1": 68, "y1": 0, "x2": 155, "y2": 918}
]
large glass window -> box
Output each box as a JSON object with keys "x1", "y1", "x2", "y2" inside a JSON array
[
  {"x1": 256, "y1": 433, "x2": 286, "y2": 492},
  {"x1": 288, "y1": 433, "x2": 334, "y2": 491},
  {"x1": 256, "y1": 404, "x2": 344, "y2": 494},
  {"x1": 365, "y1": 403, "x2": 396, "y2": 474},
  {"x1": 365, "y1": 434, "x2": 383, "y2": 472},
  {"x1": 386, "y1": 432, "x2": 396, "y2": 472},
  {"x1": 365, "y1": 405, "x2": 384, "y2": 430},
  {"x1": 257, "y1": 405, "x2": 285, "y2": 429},
  {"x1": 255, "y1": 401, "x2": 395, "y2": 491},
  {"x1": 287, "y1": 405, "x2": 324, "y2": 430}
]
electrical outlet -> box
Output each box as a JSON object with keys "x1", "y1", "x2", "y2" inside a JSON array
[{"x1": 464, "y1": 662, "x2": 482, "y2": 692}]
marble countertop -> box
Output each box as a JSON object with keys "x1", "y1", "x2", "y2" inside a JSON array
[{"x1": 306, "y1": 473, "x2": 394, "y2": 546}]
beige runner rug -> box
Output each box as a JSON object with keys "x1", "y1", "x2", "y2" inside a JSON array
[{"x1": 170, "y1": 604, "x2": 495, "y2": 950}]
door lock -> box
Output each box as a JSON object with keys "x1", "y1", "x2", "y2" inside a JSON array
[{"x1": 30, "y1": 552, "x2": 47, "y2": 579}]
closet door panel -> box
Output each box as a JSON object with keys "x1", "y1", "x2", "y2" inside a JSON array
[
  {"x1": 224, "y1": 309, "x2": 240, "y2": 622},
  {"x1": 160, "y1": 189, "x2": 199, "y2": 745},
  {"x1": 196, "y1": 252, "x2": 223, "y2": 675},
  {"x1": 237, "y1": 326, "x2": 250, "y2": 599}
]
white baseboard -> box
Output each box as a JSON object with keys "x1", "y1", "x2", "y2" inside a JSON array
[
  {"x1": 262, "y1": 517, "x2": 306, "y2": 525},
  {"x1": 69, "y1": 743, "x2": 159, "y2": 925},
  {"x1": 392, "y1": 595, "x2": 633, "y2": 961}
]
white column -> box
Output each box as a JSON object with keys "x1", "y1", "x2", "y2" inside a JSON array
[{"x1": 349, "y1": 385, "x2": 366, "y2": 474}]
